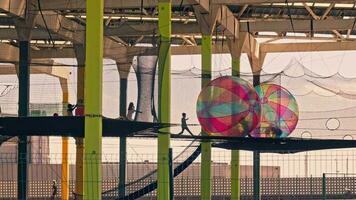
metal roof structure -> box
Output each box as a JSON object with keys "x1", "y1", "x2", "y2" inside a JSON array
[{"x1": 1, "y1": 0, "x2": 356, "y2": 68}]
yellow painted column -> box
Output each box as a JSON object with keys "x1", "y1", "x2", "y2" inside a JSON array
[
  {"x1": 84, "y1": 0, "x2": 103, "y2": 199},
  {"x1": 231, "y1": 57, "x2": 241, "y2": 200},
  {"x1": 157, "y1": 0, "x2": 171, "y2": 199},
  {"x1": 60, "y1": 78, "x2": 69, "y2": 200},
  {"x1": 201, "y1": 35, "x2": 212, "y2": 200}
]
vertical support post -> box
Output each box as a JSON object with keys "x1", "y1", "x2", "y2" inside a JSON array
[
  {"x1": 247, "y1": 34, "x2": 264, "y2": 200},
  {"x1": 84, "y1": 0, "x2": 103, "y2": 199},
  {"x1": 253, "y1": 74, "x2": 260, "y2": 200},
  {"x1": 119, "y1": 136, "x2": 126, "y2": 198},
  {"x1": 322, "y1": 173, "x2": 326, "y2": 200},
  {"x1": 201, "y1": 35, "x2": 212, "y2": 200},
  {"x1": 118, "y1": 72, "x2": 128, "y2": 198},
  {"x1": 59, "y1": 78, "x2": 70, "y2": 200},
  {"x1": 169, "y1": 148, "x2": 174, "y2": 200},
  {"x1": 157, "y1": 1, "x2": 171, "y2": 199},
  {"x1": 253, "y1": 151, "x2": 260, "y2": 200},
  {"x1": 74, "y1": 43, "x2": 85, "y2": 200},
  {"x1": 18, "y1": 40, "x2": 29, "y2": 200},
  {"x1": 61, "y1": 137, "x2": 69, "y2": 200},
  {"x1": 228, "y1": 35, "x2": 245, "y2": 200},
  {"x1": 231, "y1": 57, "x2": 240, "y2": 200}
]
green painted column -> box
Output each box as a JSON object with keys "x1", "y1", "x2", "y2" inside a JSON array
[
  {"x1": 157, "y1": 1, "x2": 171, "y2": 200},
  {"x1": 201, "y1": 35, "x2": 212, "y2": 200},
  {"x1": 84, "y1": 0, "x2": 103, "y2": 199},
  {"x1": 119, "y1": 77, "x2": 127, "y2": 198},
  {"x1": 322, "y1": 173, "x2": 326, "y2": 200},
  {"x1": 18, "y1": 40, "x2": 29, "y2": 200},
  {"x1": 231, "y1": 57, "x2": 241, "y2": 200},
  {"x1": 232, "y1": 59, "x2": 240, "y2": 77}
]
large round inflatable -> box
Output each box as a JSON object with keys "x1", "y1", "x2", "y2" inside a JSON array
[
  {"x1": 251, "y1": 83, "x2": 299, "y2": 138},
  {"x1": 196, "y1": 76, "x2": 260, "y2": 137}
]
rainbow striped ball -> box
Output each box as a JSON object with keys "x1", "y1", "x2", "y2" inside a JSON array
[
  {"x1": 196, "y1": 76, "x2": 260, "y2": 137},
  {"x1": 251, "y1": 83, "x2": 299, "y2": 138}
]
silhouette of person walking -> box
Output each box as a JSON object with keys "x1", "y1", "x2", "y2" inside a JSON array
[
  {"x1": 178, "y1": 113, "x2": 194, "y2": 136},
  {"x1": 51, "y1": 180, "x2": 57, "y2": 200}
]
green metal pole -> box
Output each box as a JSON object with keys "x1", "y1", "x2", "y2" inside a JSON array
[
  {"x1": 232, "y1": 59, "x2": 240, "y2": 77},
  {"x1": 158, "y1": 1, "x2": 171, "y2": 200},
  {"x1": 201, "y1": 35, "x2": 212, "y2": 200},
  {"x1": 322, "y1": 173, "x2": 326, "y2": 200},
  {"x1": 84, "y1": 0, "x2": 103, "y2": 199},
  {"x1": 253, "y1": 74, "x2": 261, "y2": 200},
  {"x1": 231, "y1": 57, "x2": 241, "y2": 200},
  {"x1": 169, "y1": 148, "x2": 174, "y2": 200},
  {"x1": 18, "y1": 40, "x2": 29, "y2": 200},
  {"x1": 119, "y1": 78, "x2": 128, "y2": 198}
]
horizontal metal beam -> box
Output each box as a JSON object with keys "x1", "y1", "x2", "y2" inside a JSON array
[
  {"x1": 0, "y1": 43, "x2": 70, "y2": 78},
  {"x1": 1, "y1": 18, "x2": 355, "y2": 41},
  {"x1": 0, "y1": 28, "x2": 63, "y2": 40},
  {"x1": 213, "y1": 0, "x2": 356, "y2": 5},
  {"x1": 31, "y1": 45, "x2": 230, "y2": 59},
  {"x1": 0, "y1": 1, "x2": 126, "y2": 55},
  {"x1": 0, "y1": 0, "x2": 25, "y2": 16},
  {"x1": 110, "y1": 18, "x2": 355, "y2": 36},
  {"x1": 260, "y1": 40, "x2": 356, "y2": 52},
  {"x1": 3, "y1": 39, "x2": 356, "y2": 62},
  {"x1": 37, "y1": 0, "x2": 201, "y2": 10},
  {"x1": 241, "y1": 18, "x2": 356, "y2": 33},
  {"x1": 32, "y1": 0, "x2": 356, "y2": 10},
  {"x1": 31, "y1": 40, "x2": 356, "y2": 60},
  {"x1": 0, "y1": 61, "x2": 70, "y2": 79}
]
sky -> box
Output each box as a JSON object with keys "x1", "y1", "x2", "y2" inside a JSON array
[{"x1": 2, "y1": 42, "x2": 356, "y2": 177}]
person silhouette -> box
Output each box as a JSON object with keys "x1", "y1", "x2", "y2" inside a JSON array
[
  {"x1": 271, "y1": 126, "x2": 283, "y2": 138},
  {"x1": 126, "y1": 102, "x2": 141, "y2": 121},
  {"x1": 178, "y1": 113, "x2": 194, "y2": 136},
  {"x1": 51, "y1": 180, "x2": 57, "y2": 200},
  {"x1": 67, "y1": 103, "x2": 77, "y2": 116}
]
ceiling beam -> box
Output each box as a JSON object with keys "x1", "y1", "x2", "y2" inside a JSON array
[
  {"x1": 238, "y1": 4, "x2": 249, "y2": 18},
  {"x1": 31, "y1": 45, "x2": 230, "y2": 59},
  {"x1": 0, "y1": 18, "x2": 355, "y2": 40},
  {"x1": 0, "y1": 0, "x2": 25, "y2": 16},
  {"x1": 0, "y1": 1, "x2": 126, "y2": 61},
  {"x1": 31, "y1": 0, "x2": 356, "y2": 10},
  {"x1": 321, "y1": 2, "x2": 335, "y2": 20},
  {"x1": 1, "y1": 40, "x2": 356, "y2": 63},
  {"x1": 37, "y1": 0, "x2": 196, "y2": 10},
  {"x1": 242, "y1": 18, "x2": 355, "y2": 33},
  {"x1": 213, "y1": 0, "x2": 356, "y2": 5},
  {"x1": 303, "y1": 3, "x2": 343, "y2": 39},
  {"x1": 30, "y1": 40, "x2": 356, "y2": 59},
  {"x1": 260, "y1": 41, "x2": 356, "y2": 52},
  {"x1": 214, "y1": 5, "x2": 239, "y2": 38}
]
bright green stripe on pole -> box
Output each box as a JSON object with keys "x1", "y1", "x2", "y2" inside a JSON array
[
  {"x1": 158, "y1": 1, "x2": 171, "y2": 200},
  {"x1": 84, "y1": 0, "x2": 103, "y2": 199},
  {"x1": 231, "y1": 56, "x2": 241, "y2": 200},
  {"x1": 232, "y1": 58, "x2": 240, "y2": 77},
  {"x1": 201, "y1": 35, "x2": 212, "y2": 200},
  {"x1": 231, "y1": 150, "x2": 240, "y2": 200}
]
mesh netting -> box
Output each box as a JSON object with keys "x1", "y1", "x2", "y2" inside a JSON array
[
  {"x1": 133, "y1": 56, "x2": 158, "y2": 122},
  {"x1": 102, "y1": 55, "x2": 202, "y2": 199}
]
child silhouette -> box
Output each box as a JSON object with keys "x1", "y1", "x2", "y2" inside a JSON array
[{"x1": 178, "y1": 113, "x2": 194, "y2": 136}]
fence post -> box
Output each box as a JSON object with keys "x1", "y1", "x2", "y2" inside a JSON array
[
  {"x1": 322, "y1": 173, "x2": 326, "y2": 200},
  {"x1": 310, "y1": 175, "x2": 313, "y2": 196}
]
